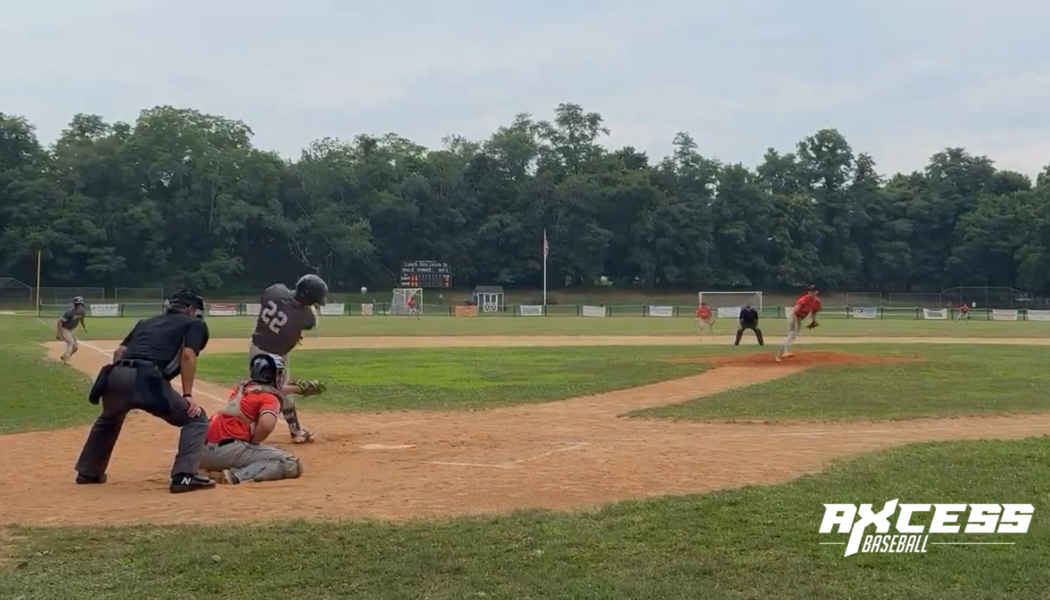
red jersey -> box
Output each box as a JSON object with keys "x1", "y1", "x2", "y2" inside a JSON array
[
  {"x1": 696, "y1": 305, "x2": 712, "y2": 320},
  {"x1": 407, "y1": 297, "x2": 416, "y2": 308},
  {"x1": 794, "y1": 294, "x2": 821, "y2": 318},
  {"x1": 206, "y1": 385, "x2": 282, "y2": 444},
  {"x1": 960, "y1": 304, "x2": 970, "y2": 313}
]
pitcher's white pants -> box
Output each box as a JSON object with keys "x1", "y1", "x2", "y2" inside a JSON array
[{"x1": 778, "y1": 311, "x2": 803, "y2": 356}]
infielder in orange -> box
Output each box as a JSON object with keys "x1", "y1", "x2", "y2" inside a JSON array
[
  {"x1": 776, "y1": 285, "x2": 821, "y2": 362},
  {"x1": 695, "y1": 302, "x2": 714, "y2": 338}
]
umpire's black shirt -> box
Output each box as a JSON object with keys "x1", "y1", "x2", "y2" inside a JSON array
[
  {"x1": 739, "y1": 307, "x2": 760, "y2": 326},
  {"x1": 119, "y1": 311, "x2": 210, "y2": 381}
]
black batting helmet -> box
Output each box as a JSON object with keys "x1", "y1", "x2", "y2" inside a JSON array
[
  {"x1": 73, "y1": 296, "x2": 84, "y2": 306},
  {"x1": 294, "y1": 274, "x2": 328, "y2": 306}
]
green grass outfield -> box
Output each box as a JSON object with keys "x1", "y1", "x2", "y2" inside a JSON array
[
  {"x1": 5, "y1": 316, "x2": 1050, "y2": 598},
  {"x1": 20, "y1": 313, "x2": 1050, "y2": 339}
]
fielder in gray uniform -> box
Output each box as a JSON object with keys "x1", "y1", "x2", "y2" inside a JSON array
[
  {"x1": 56, "y1": 296, "x2": 87, "y2": 362},
  {"x1": 249, "y1": 274, "x2": 328, "y2": 444}
]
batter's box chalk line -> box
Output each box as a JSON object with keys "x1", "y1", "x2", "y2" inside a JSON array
[{"x1": 427, "y1": 442, "x2": 591, "y2": 469}]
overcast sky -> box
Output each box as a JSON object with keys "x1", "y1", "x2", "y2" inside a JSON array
[{"x1": 2, "y1": 0, "x2": 1048, "y2": 178}]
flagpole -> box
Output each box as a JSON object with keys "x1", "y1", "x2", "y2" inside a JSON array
[{"x1": 542, "y1": 229, "x2": 548, "y2": 307}]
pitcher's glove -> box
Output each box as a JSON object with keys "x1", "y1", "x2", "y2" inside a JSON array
[
  {"x1": 291, "y1": 379, "x2": 326, "y2": 396},
  {"x1": 807, "y1": 321, "x2": 819, "y2": 329}
]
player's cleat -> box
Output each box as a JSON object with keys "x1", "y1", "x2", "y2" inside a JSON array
[
  {"x1": 75, "y1": 473, "x2": 106, "y2": 484},
  {"x1": 292, "y1": 428, "x2": 316, "y2": 444},
  {"x1": 781, "y1": 352, "x2": 795, "y2": 359},
  {"x1": 775, "y1": 356, "x2": 783, "y2": 363},
  {"x1": 218, "y1": 469, "x2": 240, "y2": 485},
  {"x1": 170, "y1": 473, "x2": 216, "y2": 493}
]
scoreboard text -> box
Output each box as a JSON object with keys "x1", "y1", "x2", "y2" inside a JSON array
[{"x1": 399, "y1": 260, "x2": 453, "y2": 288}]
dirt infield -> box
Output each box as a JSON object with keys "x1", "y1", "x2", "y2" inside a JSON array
[{"x1": 2, "y1": 335, "x2": 1050, "y2": 527}]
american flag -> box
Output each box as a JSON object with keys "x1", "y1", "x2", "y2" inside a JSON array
[{"x1": 543, "y1": 229, "x2": 549, "y2": 261}]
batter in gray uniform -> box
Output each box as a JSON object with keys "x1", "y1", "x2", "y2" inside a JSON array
[{"x1": 249, "y1": 274, "x2": 328, "y2": 443}]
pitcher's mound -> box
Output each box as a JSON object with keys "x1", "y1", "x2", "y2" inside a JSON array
[{"x1": 668, "y1": 351, "x2": 918, "y2": 368}]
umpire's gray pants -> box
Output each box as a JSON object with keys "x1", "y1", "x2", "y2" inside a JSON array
[
  {"x1": 200, "y1": 440, "x2": 302, "y2": 482},
  {"x1": 75, "y1": 365, "x2": 209, "y2": 479}
]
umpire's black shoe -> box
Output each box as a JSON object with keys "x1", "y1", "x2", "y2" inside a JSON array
[
  {"x1": 170, "y1": 473, "x2": 216, "y2": 494},
  {"x1": 75, "y1": 473, "x2": 107, "y2": 485}
]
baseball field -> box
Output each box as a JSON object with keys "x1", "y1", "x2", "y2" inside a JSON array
[{"x1": 2, "y1": 314, "x2": 1050, "y2": 599}]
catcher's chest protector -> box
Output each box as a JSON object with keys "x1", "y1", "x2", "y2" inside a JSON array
[{"x1": 221, "y1": 382, "x2": 285, "y2": 427}]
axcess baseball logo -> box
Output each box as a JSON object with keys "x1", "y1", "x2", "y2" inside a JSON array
[{"x1": 820, "y1": 499, "x2": 1033, "y2": 556}]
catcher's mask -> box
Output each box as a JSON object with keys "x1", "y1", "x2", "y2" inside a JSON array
[{"x1": 249, "y1": 353, "x2": 286, "y2": 387}]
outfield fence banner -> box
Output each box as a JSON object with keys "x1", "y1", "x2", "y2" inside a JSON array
[
  {"x1": 360, "y1": 303, "x2": 374, "y2": 316},
  {"x1": 89, "y1": 303, "x2": 120, "y2": 317},
  {"x1": 519, "y1": 305, "x2": 543, "y2": 316},
  {"x1": 208, "y1": 302, "x2": 239, "y2": 317},
  {"x1": 319, "y1": 303, "x2": 345, "y2": 316},
  {"x1": 245, "y1": 303, "x2": 261, "y2": 316},
  {"x1": 991, "y1": 309, "x2": 1019, "y2": 321},
  {"x1": 922, "y1": 308, "x2": 948, "y2": 320},
  {"x1": 647, "y1": 305, "x2": 674, "y2": 317},
  {"x1": 716, "y1": 307, "x2": 739, "y2": 318},
  {"x1": 851, "y1": 307, "x2": 878, "y2": 319},
  {"x1": 1027, "y1": 310, "x2": 1050, "y2": 321},
  {"x1": 581, "y1": 305, "x2": 607, "y2": 318}
]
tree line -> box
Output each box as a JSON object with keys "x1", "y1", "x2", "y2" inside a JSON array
[{"x1": 1, "y1": 103, "x2": 1049, "y2": 294}]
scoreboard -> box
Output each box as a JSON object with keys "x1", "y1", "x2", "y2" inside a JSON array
[{"x1": 399, "y1": 260, "x2": 453, "y2": 288}]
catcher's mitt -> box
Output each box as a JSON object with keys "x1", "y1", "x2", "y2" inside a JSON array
[
  {"x1": 291, "y1": 379, "x2": 326, "y2": 396},
  {"x1": 806, "y1": 321, "x2": 819, "y2": 330}
]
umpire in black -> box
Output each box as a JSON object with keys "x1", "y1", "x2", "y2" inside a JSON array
[
  {"x1": 734, "y1": 303, "x2": 764, "y2": 346},
  {"x1": 74, "y1": 289, "x2": 216, "y2": 493}
]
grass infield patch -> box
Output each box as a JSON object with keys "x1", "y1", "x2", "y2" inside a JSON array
[{"x1": 196, "y1": 346, "x2": 715, "y2": 411}]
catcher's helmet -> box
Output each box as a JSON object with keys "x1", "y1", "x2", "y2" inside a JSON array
[
  {"x1": 249, "y1": 353, "x2": 286, "y2": 386},
  {"x1": 294, "y1": 274, "x2": 328, "y2": 306},
  {"x1": 73, "y1": 296, "x2": 84, "y2": 306}
]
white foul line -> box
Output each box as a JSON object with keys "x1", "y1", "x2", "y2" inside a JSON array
[
  {"x1": 427, "y1": 442, "x2": 590, "y2": 469},
  {"x1": 38, "y1": 318, "x2": 226, "y2": 408}
]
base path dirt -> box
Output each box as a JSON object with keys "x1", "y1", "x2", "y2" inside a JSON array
[{"x1": 3, "y1": 335, "x2": 1050, "y2": 527}]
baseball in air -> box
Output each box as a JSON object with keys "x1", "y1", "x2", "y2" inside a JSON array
[{"x1": 361, "y1": 286, "x2": 367, "y2": 294}]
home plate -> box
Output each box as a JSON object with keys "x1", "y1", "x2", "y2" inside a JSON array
[{"x1": 360, "y1": 443, "x2": 415, "y2": 450}]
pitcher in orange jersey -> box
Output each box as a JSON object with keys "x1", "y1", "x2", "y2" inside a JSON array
[
  {"x1": 776, "y1": 285, "x2": 821, "y2": 362},
  {"x1": 695, "y1": 302, "x2": 714, "y2": 338}
]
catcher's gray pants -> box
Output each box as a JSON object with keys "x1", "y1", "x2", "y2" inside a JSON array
[
  {"x1": 75, "y1": 365, "x2": 208, "y2": 479},
  {"x1": 200, "y1": 439, "x2": 302, "y2": 482},
  {"x1": 60, "y1": 328, "x2": 79, "y2": 359}
]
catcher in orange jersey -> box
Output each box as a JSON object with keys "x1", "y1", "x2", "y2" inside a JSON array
[
  {"x1": 695, "y1": 302, "x2": 714, "y2": 337},
  {"x1": 776, "y1": 285, "x2": 821, "y2": 362}
]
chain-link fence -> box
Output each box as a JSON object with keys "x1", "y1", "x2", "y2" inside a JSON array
[
  {"x1": 0, "y1": 277, "x2": 32, "y2": 310},
  {"x1": 38, "y1": 286, "x2": 106, "y2": 305},
  {"x1": 114, "y1": 287, "x2": 165, "y2": 301}
]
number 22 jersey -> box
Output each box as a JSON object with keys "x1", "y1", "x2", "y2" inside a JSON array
[{"x1": 250, "y1": 284, "x2": 317, "y2": 355}]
